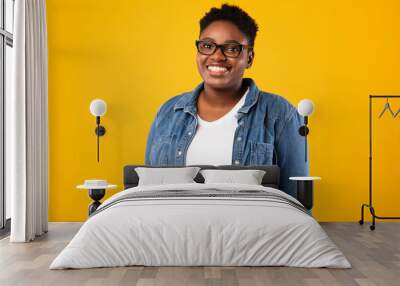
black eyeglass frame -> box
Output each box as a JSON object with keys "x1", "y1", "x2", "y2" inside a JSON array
[{"x1": 195, "y1": 40, "x2": 253, "y2": 58}]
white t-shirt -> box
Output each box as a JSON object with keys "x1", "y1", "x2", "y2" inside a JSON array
[{"x1": 185, "y1": 88, "x2": 249, "y2": 166}]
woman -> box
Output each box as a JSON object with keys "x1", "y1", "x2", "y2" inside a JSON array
[{"x1": 145, "y1": 4, "x2": 308, "y2": 198}]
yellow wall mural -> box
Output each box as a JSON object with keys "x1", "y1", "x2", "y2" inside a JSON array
[{"x1": 46, "y1": 0, "x2": 400, "y2": 221}]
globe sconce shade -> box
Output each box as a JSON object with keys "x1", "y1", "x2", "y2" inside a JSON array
[
  {"x1": 90, "y1": 99, "x2": 107, "y2": 117},
  {"x1": 297, "y1": 99, "x2": 314, "y2": 117}
]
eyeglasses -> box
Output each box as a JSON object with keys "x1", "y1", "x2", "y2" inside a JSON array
[{"x1": 195, "y1": 40, "x2": 253, "y2": 58}]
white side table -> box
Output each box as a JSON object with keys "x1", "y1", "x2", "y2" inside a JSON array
[
  {"x1": 289, "y1": 177, "x2": 321, "y2": 210},
  {"x1": 77, "y1": 180, "x2": 117, "y2": 216}
]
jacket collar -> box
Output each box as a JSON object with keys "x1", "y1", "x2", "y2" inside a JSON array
[{"x1": 173, "y1": 78, "x2": 260, "y2": 114}]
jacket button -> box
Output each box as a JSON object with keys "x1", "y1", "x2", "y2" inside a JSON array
[
  {"x1": 237, "y1": 137, "x2": 242, "y2": 141},
  {"x1": 178, "y1": 151, "x2": 182, "y2": 156},
  {"x1": 188, "y1": 132, "x2": 192, "y2": 136},
  {"x1": 234, "y1": 160, "x2": 240, "y2": 165}
]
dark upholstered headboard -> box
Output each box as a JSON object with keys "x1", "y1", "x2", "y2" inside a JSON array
[{"x1": 123, "y1": 165, "x2": 280, "y2": 190}]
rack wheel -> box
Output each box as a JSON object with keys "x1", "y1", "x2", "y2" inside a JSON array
[
  {"x1": 370, "y1": 225, "x2": 375, "y2": 231},
  {"x1": 359, "y1": 220, "x2": 364, "y2": 225}
]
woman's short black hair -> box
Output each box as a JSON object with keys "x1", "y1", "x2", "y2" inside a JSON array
[{"x1": 199, "y1": 4, "x2": 259, "y2": 47}]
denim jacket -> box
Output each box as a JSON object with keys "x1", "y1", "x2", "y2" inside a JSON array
[{"x1": 145, "y1": 78, "x2": 309, "y2": 198}]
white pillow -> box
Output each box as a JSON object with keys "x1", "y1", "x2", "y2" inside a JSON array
[
  {"x1": 135, "y1": 167, "x2": 201, "y2": 186},
  {"x1": 200, "y1": 169, "x2": 266, "y2": 185}
]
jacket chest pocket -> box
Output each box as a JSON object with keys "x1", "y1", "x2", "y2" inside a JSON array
[
  {"x1": 150, "y1": 135, "x2": 174, "y2": 165},
  {"x1": 249, "y1": 141, "x2": 274, "y2": 165}
]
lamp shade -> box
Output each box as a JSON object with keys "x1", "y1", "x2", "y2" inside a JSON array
[
  {"x1": 297, "y1": 99, "x2": 314, "y2": 116},
  {"x1": 90, "y1": 99, "x2": 107, "y2": 116}
]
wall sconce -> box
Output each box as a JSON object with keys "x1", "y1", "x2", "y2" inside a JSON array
[
  {"x1": 90, "y1": 99, "x2": 107, "y2": 162},
  {"x1": 297, "y1": 99, "x2": 314, "y2": 162}
]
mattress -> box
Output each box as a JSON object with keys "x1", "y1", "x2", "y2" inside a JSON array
[{"x1": 50, "y1": 183, "x2": 351, "y2": 269}]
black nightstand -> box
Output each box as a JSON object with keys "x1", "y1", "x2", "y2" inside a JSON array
[
  {"x1": 77, "y1": 180, "x2": 117, "y2": 216},
  {"x1": 289, "y1": 177, "x2": 321, "y2": 210}
]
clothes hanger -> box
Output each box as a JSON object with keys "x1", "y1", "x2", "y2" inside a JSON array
[
  {"x1": 393, "y1": 108, "x2": 400, "y2": 118},
  {"x1": 378, "y1": 97, "x2": 395, "y2": 118}
]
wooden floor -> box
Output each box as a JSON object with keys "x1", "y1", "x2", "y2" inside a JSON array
[{"x1": 0, "y1": 222, "x2": 399, "y2": 286}]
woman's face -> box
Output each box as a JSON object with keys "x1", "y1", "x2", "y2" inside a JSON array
[{"x1": 196, "y1": 20, "x2": 254, "y2": 90}]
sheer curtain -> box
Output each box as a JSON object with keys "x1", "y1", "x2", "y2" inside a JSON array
[{"x1": 8, "y1": 0, "x2": 48, "y2": 242}]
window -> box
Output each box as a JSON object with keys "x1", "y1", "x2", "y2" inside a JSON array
[{"x1": 0, "y1": 0, "x2": 14, "y2": 233}]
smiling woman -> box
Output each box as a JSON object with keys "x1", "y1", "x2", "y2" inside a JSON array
[{"x1": 145, "y1": 4, "x2": 309, "y2": 198}]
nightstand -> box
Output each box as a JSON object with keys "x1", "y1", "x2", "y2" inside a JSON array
[
  {"x1": 77, "y1": 180, "x2": 117, "y2": 216},
  {"x1": 289, "y1": 177, "x2": 321, "y2": 210}
]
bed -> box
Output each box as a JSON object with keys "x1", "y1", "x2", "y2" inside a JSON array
[{"x1": 50, "y1": 165, "x2": 351, "y2": 269}]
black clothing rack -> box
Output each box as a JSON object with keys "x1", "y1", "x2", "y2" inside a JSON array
[{"x1": 359, "y1": 95, "x2": 400, "y2": 230}]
